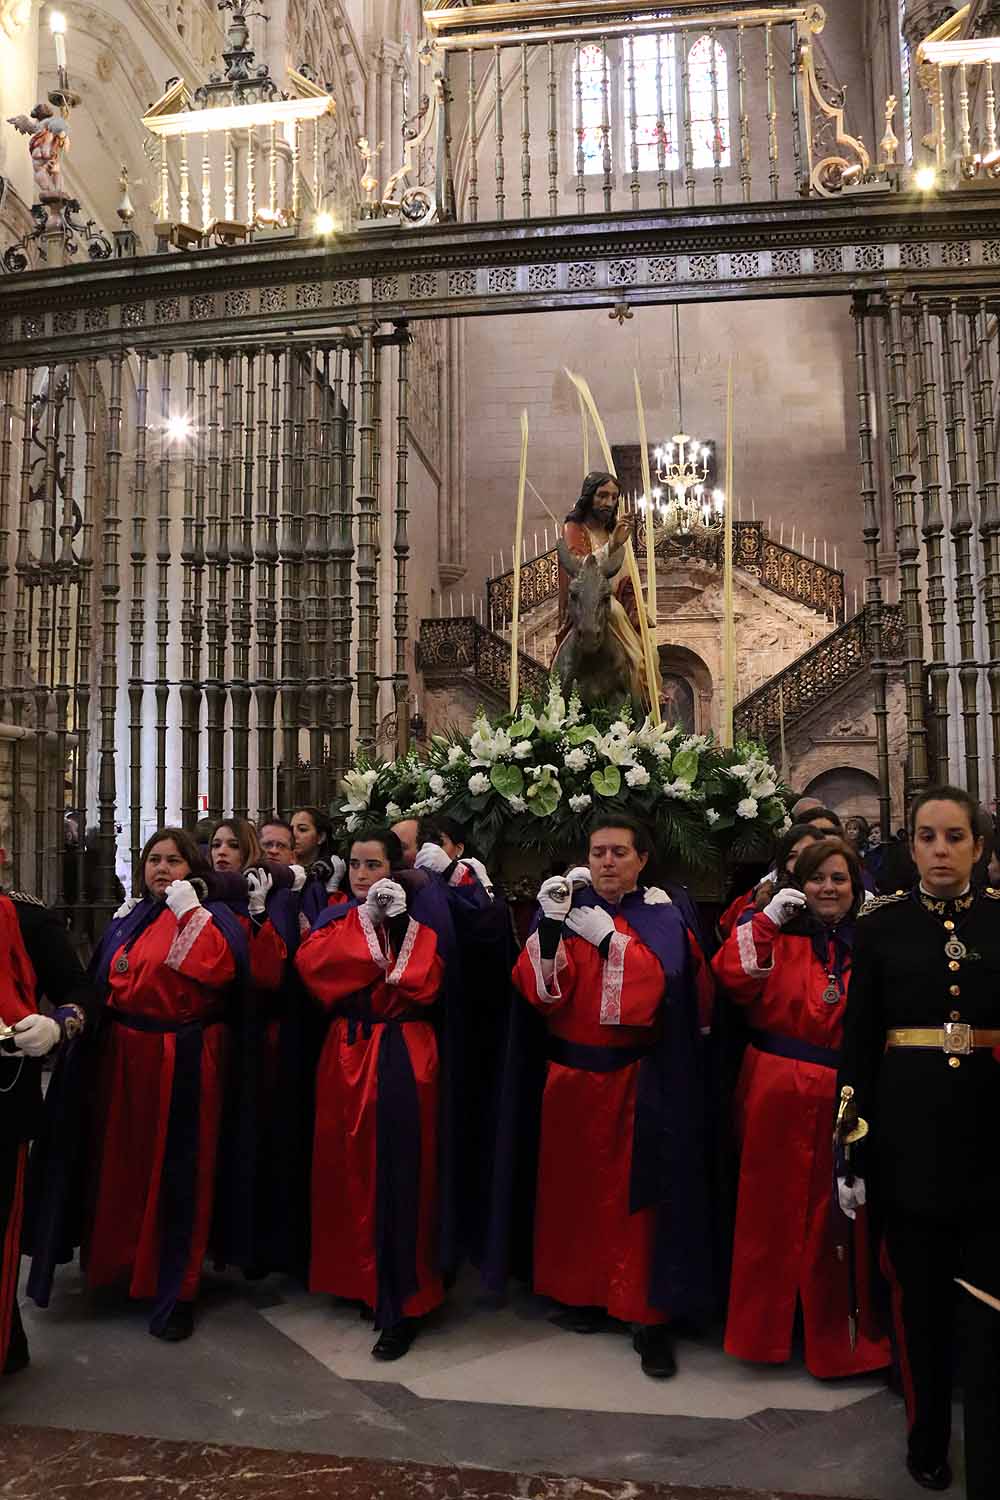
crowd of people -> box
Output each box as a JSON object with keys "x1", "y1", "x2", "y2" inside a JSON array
[{"x1": 0, "y1": 787, "x2": 997, "y2": 1497}]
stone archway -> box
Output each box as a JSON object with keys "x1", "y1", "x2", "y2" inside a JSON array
[
  {"x1": 657, "y1": 644, "x2": 713, "y2": 734},
  {"x1": 802, "y1": 765, "x2": 881, "y2": 820}
]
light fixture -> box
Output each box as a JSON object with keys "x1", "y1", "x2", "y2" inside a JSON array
[
  {"x1": 914, "y1": 164, "x2": 938, "y2": 191},
  {"x1": 314, "y1": 210, "x2": 336, "y2": 236},
  {"x1": 49, "y1": 10, "x2": 67, "y2": 73},
  {"x1": 165, "y1": 414, "x2": 194, "y2": 442},
  {"x1": 638, "y1": 306, "x2": 724, "y2": 537}
]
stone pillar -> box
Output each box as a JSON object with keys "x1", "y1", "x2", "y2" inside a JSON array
[{"x1": 0, "y1": 0, "x2": 40, "y2": 228}]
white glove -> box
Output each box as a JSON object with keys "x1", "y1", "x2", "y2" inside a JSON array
[
  {"x1": 289, "y1": 864, "x2": 307, "y2": 893},
  {"x1": 565, "y1": 904, "x2": 617, "y2": 948},
  {"x1": 565, "y1": 865, "x2": 592, "y2": 890},
  {"x1": 415, "y1": 841, "x2": 452, "y2": 876},
  {"x1": 325, "y1": 855, "x2": 346, "y2": 895},
  {"x1": 13, "y1": 1013, "x2": 61, "y2": 1058},
  {"x1": 459, "y1": 856, "x2": 493, "y2": 895},
  {"x1": 366, "y1": 878, "x2": 407, "y2": 922},
  {"x1": 246, "y1": 868, "x2": 273, "y2": 917},
  {"x1": 165, "y1": 879, "x2": 201, "y2": 920},
  {"x1": 537, "y1": 875, "x2": 572, "y2": 921},
  {"x1": 762, "y1": 888, "x2": 809, "y2": 927},
  {"x1": 113, "y1": 893, "x2": 142, "y2": 921},
  {"x1": 838, "y1": 1176, "x2": 866, "y2": 1220}
]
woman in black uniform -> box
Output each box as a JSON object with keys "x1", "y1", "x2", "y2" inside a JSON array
[{"x1": 837, "y1": 784, "x2": 1000, "y2": 1495}]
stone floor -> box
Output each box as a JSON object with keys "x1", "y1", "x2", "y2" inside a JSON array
[{"x1": 0, "y1": 1264, "x2": 961, "y2": 1500}]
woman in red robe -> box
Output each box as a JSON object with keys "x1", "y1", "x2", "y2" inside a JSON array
[
  {"x1": 83, "y1": 827, "x2": 244, "y2": 1341},
  {"x1": 295, "y1": 829, "x2": 444, "y2": 1361},
  {"x1": 712, "y1": 836, "x2": 889, "y2": 1379}
]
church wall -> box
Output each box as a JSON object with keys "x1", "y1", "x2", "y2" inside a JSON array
[{"x1": 460, "y1": 299, "x2": 867, "y2": 616}]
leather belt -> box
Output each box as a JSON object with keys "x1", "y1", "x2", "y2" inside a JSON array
[{"x1": 886, "y1": 1024, "x2": 1000, "y2": 1056}]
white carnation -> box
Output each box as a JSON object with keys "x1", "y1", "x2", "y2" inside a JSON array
[
  {"x1": 468, "y1": 772, "x2": 491, "y2": 796},
  {"x1": 705, "y1": 807, "x2": 720, "y2": 826},
  {"x1": 736, "y1": 796, "x2": 759, "y2": 819},
  {"x1": 568, "y1": 793, "x2": 592, "y2": 813},
  {"x1": 564, "y1": 747, "x2": 589, "y2": 772},
  {"x1": 512, "y1": 740, "x2": 533, "y2": 760},
  {"x1": 651, "y1": 740, "x2": 673, "y2": 759},
  {"x1": 680, "y1": 734, "x2": 710, "y2": 754},
  {"x1": 625, "y1": 764, "x2": 651, "y2": 788},
  {"x1": 508, "y1": 795, "x2": 528, "y2": 813},
  {"x1": 385, "y1": 802, "x2": 403, "y2": 821},
  {"x1": 428, "y1": 774, "x2": 445, "y2": 796},
  {"x1": 447, "y1": 744, "x2": 467, "y2": 765}
]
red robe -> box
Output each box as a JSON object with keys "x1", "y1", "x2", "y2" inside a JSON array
[
  {"x1": 84, "y1": 905, "x2": 236, "y2": 1302},
  {"x1": 295, "y1": 905, "x2": 444, "y2": 1317},
  {"x1": 712, "y1": 913, "x2": 889, "y2": 1377},
  {"x1": 512, "y1": 918, "x2": 668, "y2": 1324}
]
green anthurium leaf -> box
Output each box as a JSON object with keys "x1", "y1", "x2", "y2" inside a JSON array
[
  {"x1": 509, "y1": 717, "x2": 535, "y2": 739},
  {"x1": 671, "y1": 749, "x2": 699, "y2": 783},
  {"x1": 591, "y1": 765, "x2": 622, "y2": 797},
  {"x1": 566, "y1": 724, "x2": 601, "y2": 745},
  {"x1": 490, "y1": 763, "x2": 524, "y2": 798},
  {"x1": 527, "y1": 780, "x2": 561, "y2": 817}
]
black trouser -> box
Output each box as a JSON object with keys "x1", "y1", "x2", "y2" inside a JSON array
[{"x1": 884, "y1": 1212, "x2": 1000, "y2": 1499}]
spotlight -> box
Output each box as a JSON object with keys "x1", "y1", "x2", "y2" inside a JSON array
[
  {"x1": 314, "y1": 211, "x2": 336, "y2": 236},
  {"x1": 914, "y1": 165, "x2": 938, "y2": 192},
  {"x1": 165, "y1": 414, "x2": 193, "y2": 442}
]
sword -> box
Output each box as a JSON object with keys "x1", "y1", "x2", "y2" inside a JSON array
[{"x1": 834, "y1": 1085, "x2": 867, "y2": 1352}]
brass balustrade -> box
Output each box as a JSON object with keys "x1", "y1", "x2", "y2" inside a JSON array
[
  {"x1": 417, "y1": 614, "x2": 549, "y2": 704},
  {"x1": 486, "y1": 520, "x2": 844, "y2": 629},
  {"x1": 733, "y1": 602, "x2": 904, "y2": 745}
]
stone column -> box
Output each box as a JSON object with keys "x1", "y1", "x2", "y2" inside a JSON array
[{"x1": 0, "y1": 0, "x2": 40, "y2": 234}]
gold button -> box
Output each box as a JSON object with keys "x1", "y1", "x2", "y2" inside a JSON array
[
  {"x1": 949, "y1": 960, "x2": 960, "y2": 971},
  {"x1": 950, "y1": 985, "x2": 961, "y2": 996},
  {"x1": 944, "y1": 920, "x2": 955, "y2": 931},
  {"x1": 949, "y1": 1057, "x2": 961, "y2": 1068},
  {"x1": 950, "y1": 1010, "x2": 962, "y2": 1021}
]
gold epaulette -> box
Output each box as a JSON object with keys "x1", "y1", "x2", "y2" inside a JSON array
[
  {"x1": 985, "y1": 888, "x2": 1000, "y2": 900},
  {"x1": 4, "y1": 890, "x2": 45, "y2": 907},
  {"x1": 858, "y1": 889, "x2": 909, "y2": 917}
]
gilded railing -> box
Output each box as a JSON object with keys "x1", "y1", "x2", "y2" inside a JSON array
[
  {"x1": 485, "y1": 520, "x2": 844, "y2": 628},
  {"x1": 401, "y1": 1, "x2": 871, "y2": 227},
  {"x1": 733, "y1": 602, "x2": 904, "y2": 744},
  {"x1": 417, "y1": 615, "x2": 550, "y2": 703}
]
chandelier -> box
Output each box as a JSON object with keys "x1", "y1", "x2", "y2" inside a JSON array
[{"x1": 638, "y1": 308, "x2": 725, "y2": 537}]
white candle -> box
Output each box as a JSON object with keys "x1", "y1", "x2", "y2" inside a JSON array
[
  {"x1": 779, "y1": 522, "x2": 784, "y2": 545},
  {"x1": 50, "y1": 13, "x2": 67, "y2": 71}
]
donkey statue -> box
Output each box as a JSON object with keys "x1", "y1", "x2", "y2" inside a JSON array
[{"x1": 553, "y1": 537, "x2": 641, "y2": 714}]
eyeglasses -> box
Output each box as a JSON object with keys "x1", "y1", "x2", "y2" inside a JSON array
[{"x1": 261, "y1": 839, "x2": 292, "y2": 853}]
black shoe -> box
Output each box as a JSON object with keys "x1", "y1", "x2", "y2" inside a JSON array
[
  {"x1": 633, "y1": 1325, "x2": 677, "y2": 1379},
  {"x1": 905, "y1": 1456, "x2": 952, "y2": 1492},
  {"x1": 371, "y1": 1319, "x2": 417, "y2": 1361},
  {"x1": 154, "y1": 1302, "x2": 195, "y2": 1342},
  {"x1": 550, "y1": 1304, "x2": 608, "y2": 1334}
]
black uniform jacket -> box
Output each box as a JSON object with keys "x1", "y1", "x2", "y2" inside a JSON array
[
  {"x1": 1, "y1": 894, "x2": 93, "y2": 1145},
  {"x1": 837, "y1": 886, "x2": 1000, "y2": 1229}
]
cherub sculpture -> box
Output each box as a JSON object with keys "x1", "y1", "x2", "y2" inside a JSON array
[{"x1": 7, "y1": 101, "x2": 70, "y2": 195}]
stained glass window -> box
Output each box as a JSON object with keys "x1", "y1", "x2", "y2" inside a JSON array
[
  {"x1": 629, "y1": 33, "x2": 679, "y2": 172},
  {"x1": 687, "y1": 35, "x2": 730, "y2": 171},
  {"x1": 576, "y1": 42, "x2": 611, "y2": 175}
]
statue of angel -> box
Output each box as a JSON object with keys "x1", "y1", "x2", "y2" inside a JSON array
[{"x1": 7, "y1": 102, "x2": 70, "y2": 195}]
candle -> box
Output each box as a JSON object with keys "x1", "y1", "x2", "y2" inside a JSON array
[
  {"x1": 779, "y1": 522, "x2": 784, "y2": 545},
  {"x1": 50, "y1": 11, "x2": 67, "y2": 72}
]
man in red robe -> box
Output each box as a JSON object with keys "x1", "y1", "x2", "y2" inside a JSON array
[
  {"x1": 0, "y1": 889, "x2": 92, "y2": 1374},
  {"x1": 509, "y1": 815, "x2": 711, "y2": 1378}
]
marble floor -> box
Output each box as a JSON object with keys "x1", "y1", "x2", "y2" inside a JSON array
[{"x1": 0, "y1": 1264, "x2": 960, "y2": 1500}]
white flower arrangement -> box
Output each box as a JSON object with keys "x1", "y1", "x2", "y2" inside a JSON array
[{"x1": 330, "y1": 680, "x2": 787, "y2": 874}]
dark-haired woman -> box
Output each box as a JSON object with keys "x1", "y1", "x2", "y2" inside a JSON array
[
  {"x1": 295, "y1": 829, "x2": 446, "y2": 1361},
  {"x1": 838, "y1": 786, "x2": 1000, "y2": 1496},
  {"x1": 554, "y1": 471, "x2": 660, "y2": 707},
  {"x1": 80, "y1": 828, "x2": 247, "y2": 1341},
  {"x1": 717, "y1": 821, "x2": 827, "y2": 940},
  {"x1": 291, "y1": 806, "x2": 346, "y2": 927},
  {"x1": 713, "y1": 837, "x2": 889, "y2": 1379}
]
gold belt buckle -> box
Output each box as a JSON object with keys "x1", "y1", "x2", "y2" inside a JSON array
[{"x1": 943, "y1": 1022, "x2": 973, "y2": 1055}]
